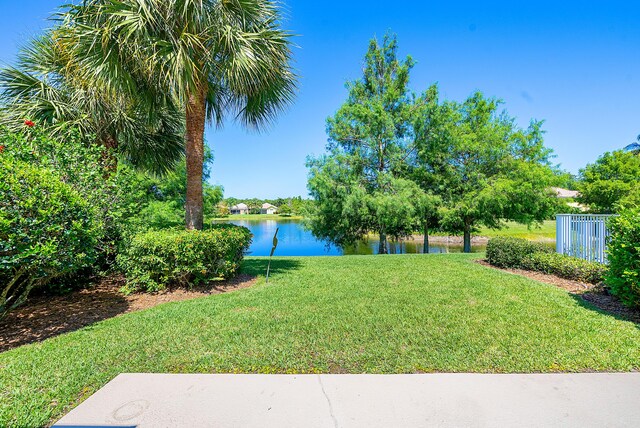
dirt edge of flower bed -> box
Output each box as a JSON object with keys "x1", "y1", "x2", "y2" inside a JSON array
[{"x1": 0, "y1": 274, "x2": 257, "y2": 353}]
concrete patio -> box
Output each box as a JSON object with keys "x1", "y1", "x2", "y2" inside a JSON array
[{"x1": 54, "y1": 373, "x2": 640, "y2": 427}]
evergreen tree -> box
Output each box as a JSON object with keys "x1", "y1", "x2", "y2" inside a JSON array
[{"x1": 307, "y1": 34, "x2": 424, "y2": 253}]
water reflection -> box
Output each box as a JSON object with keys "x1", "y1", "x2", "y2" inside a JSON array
[{"x1": 217, "y1": 219, "x2": 484, "y2": 256}]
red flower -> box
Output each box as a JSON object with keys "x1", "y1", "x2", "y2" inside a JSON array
[
  {"x1": 0, "y1": 145, "x2": 4, "y2": 153},
  {"x1": 24, "y1": 120, "x2": 35, "y2": 127}
]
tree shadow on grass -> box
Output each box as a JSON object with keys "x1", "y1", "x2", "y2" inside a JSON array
[
  {"x1": 570, "y1": 290, "x2": 640, "y2": 328},
  {"x1": 241, "y1": 258, "x2": 303, "y2": 278}
]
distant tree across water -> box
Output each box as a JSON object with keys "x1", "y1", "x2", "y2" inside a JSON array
[{"x1": 577, "y1": 150, "x2": 640, "y2": 213}]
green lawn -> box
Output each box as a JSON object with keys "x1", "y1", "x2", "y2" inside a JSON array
[
  {"x1": 2, "y1": 254, "x2": 640, "y2": 426},
  {"x1": 477, "y1": 220, "x2": 556, "y2": 241},
  {"x1": 428, "y1": 220, "x2": 556, "y2": 241}
]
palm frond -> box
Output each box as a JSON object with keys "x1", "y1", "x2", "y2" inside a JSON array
[
  {"x1": 625, "y1": 142, "x2": 640, "y2": 153},
  {"x1": 64, "y1": 0, "x2": 297, "y2": 129},
  {"x1": 0, "y1": 27, "x2": 184, "y2": 174}
]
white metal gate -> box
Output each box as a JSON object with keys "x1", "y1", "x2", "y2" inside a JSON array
[{"x1": 556, "y1": 214, "x2": 614, "y2": 263}]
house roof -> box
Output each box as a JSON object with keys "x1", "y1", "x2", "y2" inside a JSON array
[
  {"x1": 262, "y1": 203, "x2": 278, "y2": 209},
  {"x1": 231, "y1": 203, "x2": 248, "y2": 210},
  {"x1": 551, "y1": 187, "x2": 580, "y2": 199}
]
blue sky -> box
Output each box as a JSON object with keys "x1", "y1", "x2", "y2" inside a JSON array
[{"x1": 1, "y1": 1, "x2": 639, "y2": 198}]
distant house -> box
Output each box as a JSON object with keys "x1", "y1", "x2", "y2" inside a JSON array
[
  {"x1": 551, "y1": 187, "x2": 579, "y2": 199},
  {"x1": 551, "y1": 187, "x2": 586, "y2": 211},
  {"x1": 230, "y1": 203, "x2": 249, "y2": 215},
  {"x1": 261, "y1": 203, "x2": 278, "y2": 215}
]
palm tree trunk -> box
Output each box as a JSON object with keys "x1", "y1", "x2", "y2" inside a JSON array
[
  {"x1": 185, "y1": 87, "x2": 206, "y2": 230},
  {"x1": 101, "y1": 134, "x2": 118, "y2": 176}
]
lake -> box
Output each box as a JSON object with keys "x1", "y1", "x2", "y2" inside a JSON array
[{"x1": 218, "y1": 218, "x2": 484, "y2": 256}]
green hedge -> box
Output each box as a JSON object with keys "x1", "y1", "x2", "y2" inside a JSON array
[
  {"x1": 117, "y1": 225, "x2": 252, "y2": 293},
  {"x1": 0, "y1": 158, "x2": 100, "y2": 318},
  {"x1": 486, "y1": 237, "x2": 605, "y2": 284},
  {"x1": 521, "y1": 252, "x2": 606, "y2": 284},
  {"x1": 0, "y1": 126, "x2": 137, "y2": 267},
  {"x1": 606, "y1": 211, "x2": 640, "y2": 307},
  {"x1": 486, "y1": 237, "x2": 553, "y2": 268}
]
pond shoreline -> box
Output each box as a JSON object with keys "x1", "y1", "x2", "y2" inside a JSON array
[
  {"x1": 219, "y1": 218, "x2": 554, "y2": 255},
  {"x1": 404, "y1": 235, "x2": 489, "y2": 245},
  {"x1": 406, "y1": 235, "x2": 555, "y2": 245}
]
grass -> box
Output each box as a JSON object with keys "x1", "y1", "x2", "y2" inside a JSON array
[
  {"x1": 2, "y1": 254, "x2": 640, "y2": 426},
  {"x1": 430, "y1": 220, "x2": 556, "y2": 241},
  {"x1": 478, "y1": 220, "x2": 556, "y2": 240}
]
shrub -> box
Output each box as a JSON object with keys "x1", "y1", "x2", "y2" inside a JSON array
[
  {"x1": 606, "y1": 211, "x2": 640, "y2": 307},
  {"x1": 521, "y1": 252, "x2": 606, "y2": 284},
  {"x1": 0, "y1": 158, "x2": 100, "y2": 318},
  {"x1": 117, "y1": 225, "x2": 252, "y2": 293},
  {"x1": 0, "y1": 126, "x2": 127, "y2": 265},
  {"x1": 486, "y1": 237, "x2": 553, "y2": 268},
  {"x1": 0, "y1": 126, "x2": 105, "y2": 189},
  {"x1": 487, "y1": 237, "x2": 606, "y2": 284},
  {"x1": 278, "y1": 204, "x2": 293, "y2": 216},
  {"x1": 125, "y1": 200, "x2": 185, "y2": 232}
]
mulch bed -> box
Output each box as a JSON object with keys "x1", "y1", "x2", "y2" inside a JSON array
[
  {"x1": 477, "y1": 260, "x2": 640, "y2": 324},
  {"x1": 0, "y1": 274, "x2": 257, "y2": 353}
]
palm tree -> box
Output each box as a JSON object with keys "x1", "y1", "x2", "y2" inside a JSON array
[
  {"x1": 0, "y1": 32, "x2": 185, "y2": 175},
  {"x1": 62, "y1": 0, "x2": 297, "y2": 229},
  {"x1": 624, "y1": 135, "x2": 640, "y2": 154}
]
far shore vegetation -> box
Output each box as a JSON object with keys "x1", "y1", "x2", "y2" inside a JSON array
[{"x1": 213, "y1": 213, "x2": 304, "y2": 221}]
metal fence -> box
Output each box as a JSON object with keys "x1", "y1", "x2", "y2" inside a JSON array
[{"x1": 556, "y1": 214, "x2": 615, "y2": 264}]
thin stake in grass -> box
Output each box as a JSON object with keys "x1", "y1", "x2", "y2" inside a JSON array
[{"x1": 266, "y1": 228, "x2": 279, "y2": 283}]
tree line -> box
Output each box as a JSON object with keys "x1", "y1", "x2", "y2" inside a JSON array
[
  {"x1": 576, "y1": 150, "x2": 640, "y2": 213},
  {"x1": 220, "y1": 197, "x2": 314, "y2": 216}
]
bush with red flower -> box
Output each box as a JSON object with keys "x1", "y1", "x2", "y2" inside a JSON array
[
  {"x1": 0, "y1": 127, "x2": 111, "y2": 316},
  {"x1": 0, "y1": 156, "x2": 100, "y2": 318}
]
